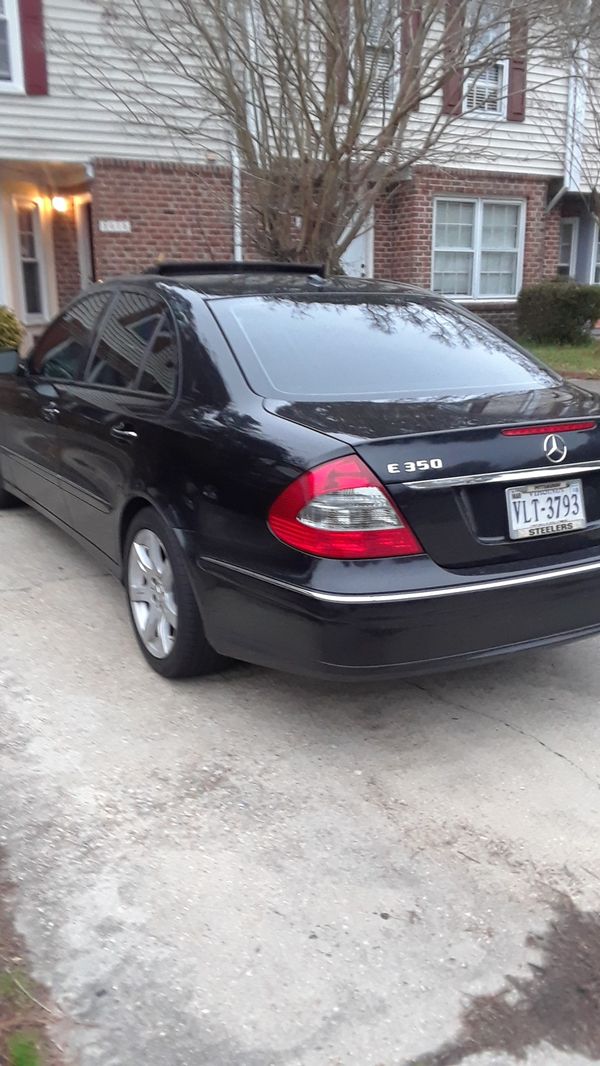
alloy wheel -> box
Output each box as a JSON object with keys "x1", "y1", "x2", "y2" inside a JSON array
[{"x1": 127, "y1": 528, "x2": 178, "y2": 659}]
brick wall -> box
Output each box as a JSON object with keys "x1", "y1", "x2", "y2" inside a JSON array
[
  {"x1": 91, "y1": 159, "x2": 234, "y2": 279},
  {"x1": 52, "y1": 204, "x2": 81, "y2": 306},
  {"x1": 87, "y1": 157, "x2": 559, "y2": 309},
  {"x1": 462, "y1": 302, "x2": 520, "y2": 336},
  {"x1": 374, "y1": 165, "x2": 558, "y2": 289}
]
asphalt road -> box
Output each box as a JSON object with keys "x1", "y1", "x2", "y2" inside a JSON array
[{"x1": 1, "y1": 506, "x2": 600, "y2": 1066}]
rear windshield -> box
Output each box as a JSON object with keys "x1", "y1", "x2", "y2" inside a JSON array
[{"x1": 210, "y1": 295, "x2": 556, "y2": 400}]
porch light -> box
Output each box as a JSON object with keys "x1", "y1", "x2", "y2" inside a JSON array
[{"x1": 51, "y1": 196, "x2": 69, "y2": 213}]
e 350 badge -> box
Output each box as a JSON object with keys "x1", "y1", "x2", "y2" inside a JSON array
[{"x1": 387, "y1": 458, "x2": 444, "y2": 475}]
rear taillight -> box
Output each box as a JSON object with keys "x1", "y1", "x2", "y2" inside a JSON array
[{"x1": 268, "y1": 455, "x2": 423, "y2": 559}]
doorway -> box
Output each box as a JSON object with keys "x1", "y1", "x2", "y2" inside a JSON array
[
  {"x1": 74, "y1": 196, "x2": 95, "y2": 290},
  {"x1": 340, "y1": 213, "x2": 374, "y2": 278}
]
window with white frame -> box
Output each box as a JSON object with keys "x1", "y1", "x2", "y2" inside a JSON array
[
  {"x1": 558, "y1": 218, "x2": 578, "y2": 278},
  {"x1": 364, "y1": 0, "x2": 398, "y2": 115},
  {"x1": 16, "y1": 200, "x2": 44, "y2": 318},
  {"x1": 464, "y1": 0, "x2": 508, "y2": 117},
  {"x1": 0, "y1": 0, "x2": 24, "y2": 92},
  {"x1": 465, "y1": 62, "x2": 506, "y2": 115},
  {"x1": 432, "y1": 198, "x2": 525, "y2": 299}
]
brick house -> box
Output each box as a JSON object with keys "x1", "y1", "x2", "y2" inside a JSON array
[{"x1": 0, "y1": 0, "x2": 596, "y2": 340}]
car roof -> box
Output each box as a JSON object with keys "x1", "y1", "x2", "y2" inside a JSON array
[{"x1": 91, "y1": 270, "x2": 433, "y2": 301}]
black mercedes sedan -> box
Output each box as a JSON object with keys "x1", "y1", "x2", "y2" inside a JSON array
[{"x1": 1, "y1": 261, "x2": 600, "y2": 680}]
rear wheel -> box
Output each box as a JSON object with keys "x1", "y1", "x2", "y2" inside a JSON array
[{"x1": 124, "y1": 507, "x2": 225, "y2": 678}]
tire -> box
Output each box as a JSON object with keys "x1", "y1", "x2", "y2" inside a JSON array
[{"x1": 124, "y1": 506, "x2": 225, "y2": 679}]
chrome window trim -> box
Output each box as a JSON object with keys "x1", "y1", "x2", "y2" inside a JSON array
[
  {"x1": 401, "y1": 460, "x2": 600, "y2": 491},
  {"x1": 203, "y1": 556, "x2": 600, "y2": 605}
]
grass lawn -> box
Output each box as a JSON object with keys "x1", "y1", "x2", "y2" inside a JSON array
[
  {"x1": 0, "y1": 857, "x2": 65, "y2": 1066},
  {"x1": 523, "y1": 339, "x2": 600, "y2": 379}
]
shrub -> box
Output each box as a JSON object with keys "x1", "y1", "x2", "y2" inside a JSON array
[
  {"x1": 0, "y1": 305, "x2": 23, "y2": 351},
  {"x1": 517, "y1": 281, "x2": 600, "y2": 344}
]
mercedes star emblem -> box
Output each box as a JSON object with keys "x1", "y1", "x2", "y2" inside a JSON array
[{"x1": 543, "y1": 433, "x2": 568, "y2": 464}]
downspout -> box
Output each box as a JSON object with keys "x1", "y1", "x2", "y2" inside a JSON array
[
  {"x1": 546, "y1": 55, "x2": 586, "y2": 215},
  {"x1": 546, "y1": 184, "x2": 566, "y2": 215},
  {"x1": 564, "y1": 53, "x2": 587, "y2": 193},
  {"x1": 231, "y1": 145, "x2": 243, "y2": 260}
]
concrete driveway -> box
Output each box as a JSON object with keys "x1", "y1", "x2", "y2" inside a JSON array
[{"x1": 1, "y1": 507, "x2": 600, "y2": 1066}]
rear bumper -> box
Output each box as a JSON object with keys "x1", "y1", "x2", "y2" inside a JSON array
[{"x1": 196, "y1": 556, "x2": 600, "y2": 679}]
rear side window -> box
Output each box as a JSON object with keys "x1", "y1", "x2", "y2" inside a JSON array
[
  {"x1": 137, "y1": 314, "x2": 178, "y2": 396},
  {"x1": 211, "y1": 296, "x2": 557, "y2": 400},
  {"x1": 87, "y1": 291, "x2": 164, "y2": 390},
  {"x1": 30, "y1": 292, "x2": 110, "y2": 380}
]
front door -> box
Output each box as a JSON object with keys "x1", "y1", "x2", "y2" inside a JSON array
[
  {"x1": 340, "y1": 214, "x2": 374, "y2": 278},
  {"x1": 57, "y1": 289, "x2": 179, "y2": 560},
  {"x1": 0, "y1": 291, "x2": 111, "y2": 520}
]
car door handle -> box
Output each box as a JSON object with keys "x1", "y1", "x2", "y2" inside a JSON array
[
  {"x1": 41, "y1": 402, "x2": 60, "y2": 421},
  {"x1": 110, "y1": 422, "x2": 138, "y2": 441}
]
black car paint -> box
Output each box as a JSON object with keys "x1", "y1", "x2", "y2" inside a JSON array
[{"x1": 2, "y1": 271, "x2": 600, "y2": 679}]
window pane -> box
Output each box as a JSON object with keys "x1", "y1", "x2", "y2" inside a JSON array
[
  {"x1": 138, "y1": 314, "x2": 178, "y2": 396},
  {"x1": 365, "y1": 43, "x2": 395, "y2": 112},
  {"x1": 465, "y1": 64, "x2": 502, "y2": 114},
  {"x1": 435, "y1": 201, "x2": 475, "y2": 249},
  {"x1": 30, "y1": 293, "x2": 110, "y2": 379},
  {"x1": 0, "y1": 19, "x2": 11, "y2": 80},
  {"x1": 212, "y1": 296, "x2": 555, "y2": 399},
  {"x1": 87, "y1": 291, "x2": 163, "y2": 389},
  {"x1": 558, "y1": 221, "x2": 575, "y2": 276},
  {"x1": 433, "y1": 250, "x2": 474, "y2": 295},
  {"x1": 23, "y1": 262, "x2": 42, "y2": 314},
  {"x1": 17, "y1": 205, "x2": 36, "y2": 259},
  {"x1": 469, "y1": 0, "x2": 507, "y2": 55},
  {"x1": 17, "y1": 204, "x2": 42, "y2": 315},
  {"x1": 18, "y1": 205, "x2": 34, "y2": 233},
  {"x1": 482, "y1": 203, "x2": 519, "y2": 250},
  {"x1": 480, "y1": 251, "x2": 518, "y2": 295}
]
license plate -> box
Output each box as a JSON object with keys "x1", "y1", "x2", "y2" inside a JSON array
[{"x1": 506, "y1": 480, "x2": 587, "y2": 540}]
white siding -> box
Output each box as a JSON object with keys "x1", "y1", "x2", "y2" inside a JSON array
[
  {"x1": 0, "y1": 0, "x2": 573, "y2": 177},
  {"x1": 359, "y1": 55, "x2": 570, "y2": 178},
  {"x1": 0, "y1": 0, "x2": 225, "y2": 165},
  {"x1": 578, "y1": 104, "x2": 600, "y2": 195},
  {"x1": 425, "y1": 81, "x2": 568, "y2": 178}
]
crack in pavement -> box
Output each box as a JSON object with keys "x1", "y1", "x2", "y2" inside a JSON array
[
  {"x1": 0, "y1": 572, "x2": 113, "y2": 597},
  {"x1": 405, "y1": 679, "x2": 600, "y2": 790}
]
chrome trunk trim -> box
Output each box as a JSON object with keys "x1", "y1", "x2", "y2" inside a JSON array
[{"x1": 401, "y1": 460, "x2": 600, "y2": 491}]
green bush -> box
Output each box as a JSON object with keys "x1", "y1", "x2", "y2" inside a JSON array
[
  {"x1": 0, "y1": 305, "x2": 23, "y2": 351},
  {"x1": 517, "y1": 281, "x2": 600, "y2": 344}
]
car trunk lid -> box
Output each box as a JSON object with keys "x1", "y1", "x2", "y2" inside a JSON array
[{"x1": 265, "y1": 383, "x2": 600, "y2": 567}]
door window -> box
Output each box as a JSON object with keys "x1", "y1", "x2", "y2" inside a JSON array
[
  {"x1": 558, "y1": 219, "x2": 578, "y2": 278},
  {"x1": 86, "y1": 291, "x2": 168, "y2": 390},
  {"x1": 30, "y1": 292, "x2": 111, "y2": 380}
]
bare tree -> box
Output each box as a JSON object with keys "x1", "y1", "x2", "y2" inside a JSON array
[{"x1": 63, "y1": 0, "x2": 590, "y2": 270}]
